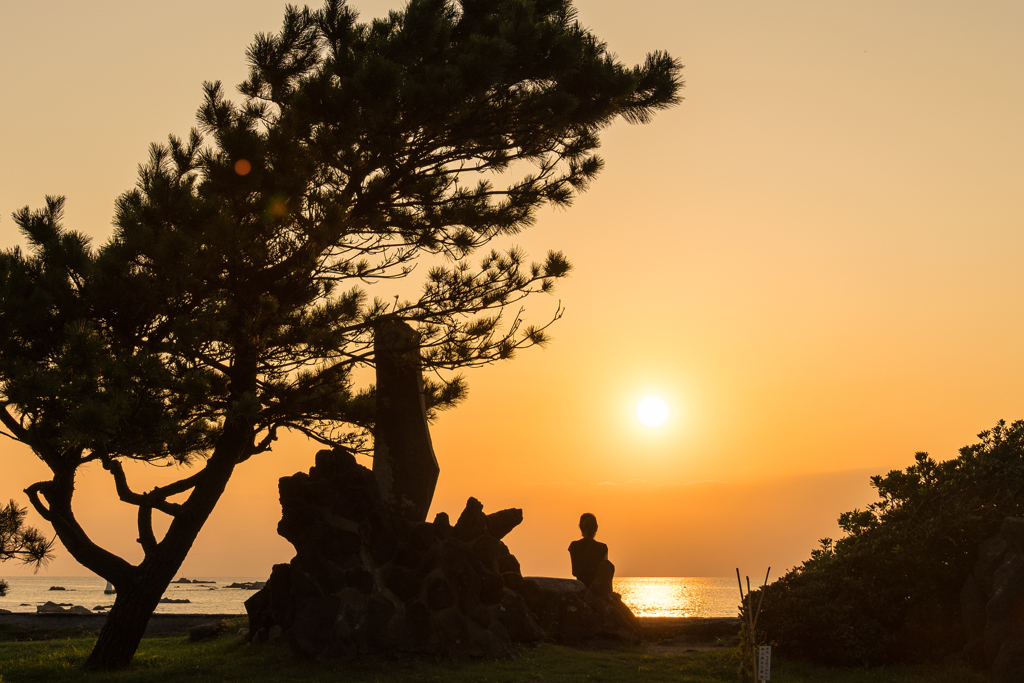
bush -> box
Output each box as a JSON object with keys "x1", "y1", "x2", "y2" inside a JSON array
[{"x1": 750, "y1": 420, "x2": 1024, "y2": 665}]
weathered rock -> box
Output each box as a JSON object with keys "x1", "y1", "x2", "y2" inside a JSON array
[
  {"x1": 455, "y1": 497, "x2": 488, "y2": 541},
  {"x1": 498, "y1": 550, "x2": 521, "y2": 575},
  {"x1": 426, "y1": 577, "x2": 457, "y2": 611},
  {"x1": 291, "y1": 594, "x2": 342, "y2": 658},
  {"x1": 485, "y1": 508, "x2": 524, "y2": 540},
  {"x1": 490, "y1": 588, "x2": 546, "y2": 642},
  {"x1": 433, "y1": 512, "x2": 452, "y2": 535},
  {"x1": 519, "y1": 577, "x2": 640, "y2": 646},
  {"x1": 37, "y1": 601, "x2": 67, "y2": 613},
  {"x1": 372, "y1": 318, "x2": 439, "y2": 522},
  {"x1": 247, "y1": 448, "x2": 636, "y2": 660},
  {"x1": 472, "y1": 535, "x2": 503, "y2": 569},
  {"x1": 479, "y1": 569, "x2": 505, "y2": 605},
  {"x1": 35, "y1": 602, "x2": 92, "y2": 614},
  {"x1": 189, "y1": 621, "x2": 225, "y2": 642}
]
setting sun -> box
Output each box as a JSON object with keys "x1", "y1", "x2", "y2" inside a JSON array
[{"x1": 636, "y1": 395, "x2": 670, "y2": 428}]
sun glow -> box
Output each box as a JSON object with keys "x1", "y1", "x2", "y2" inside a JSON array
[{"x1": 635, "y1": 395, "x2": 670, "y2": 428}]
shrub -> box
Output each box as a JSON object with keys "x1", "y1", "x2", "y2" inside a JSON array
[{"x1": 750, "y1": 420, "x2": 1024, "y2": 665}]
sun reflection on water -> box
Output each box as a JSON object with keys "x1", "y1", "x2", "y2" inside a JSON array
[{"x1": 613, "y1": 577, "x2": 739, "y2": 618}]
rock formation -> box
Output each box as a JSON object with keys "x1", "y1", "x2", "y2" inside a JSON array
[
  {"x1": 245, "y1": 448, "x2": 639, "y2": 660},
  {"x1": 960, "y1": 516, "x2": 1024, "y2": 682},
  {"x1": 372, "y1": 317, "x2": 439, "y2": 522},
  {"x1": 518, "y1": 577, "x2": 639, "y2": 645},
  {"x1": 37, "y1": 601, "x2": 91, "y2": 614},
  {"x1": 225, "y1": 581, "x2": 266, "y2": 590}
]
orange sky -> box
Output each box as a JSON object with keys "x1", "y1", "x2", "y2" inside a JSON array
[{"x1": 2, "y1": 0, "x2": 1023, "y2": 580}]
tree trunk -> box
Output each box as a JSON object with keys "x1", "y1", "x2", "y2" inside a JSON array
[
  {"x1": 85, "y1": 568, "x2": 173, "y2": 670},
  {"x1": 41, "y1": 358, "x2": 257, "y2": 670},
  {"x1": 82, "y1": 438, "x2": 244, "y2": 668}
]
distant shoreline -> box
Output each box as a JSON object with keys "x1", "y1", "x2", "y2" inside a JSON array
[{"x1": 2, "y1": 576, "x2": 742, "y2": 619}]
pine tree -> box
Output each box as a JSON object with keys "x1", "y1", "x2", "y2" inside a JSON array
[
  {"x1": 0, "y1": 0, "x2": 681, "y2": 669},
  {"x1": 0, "y1": 500, "x2": 54, "y2": 597}
]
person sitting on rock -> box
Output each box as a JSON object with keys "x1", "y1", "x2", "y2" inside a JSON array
[{"x1": 568, "y1": 512, "x2": 615, "y2": 596}]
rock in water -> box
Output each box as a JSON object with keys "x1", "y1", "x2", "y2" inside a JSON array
[
  {"x1": 36, "y1": 602, "x2": 92, "y2": 614},
  {"x1": 37, "y1": 602, "x2": 66, "y2": 613},
  {"x1": 225, "y1": 581, "x2": 266, "y2": 590},
  {"x1": 246, "y1": 448, "x2": 638, "y2": 660}
]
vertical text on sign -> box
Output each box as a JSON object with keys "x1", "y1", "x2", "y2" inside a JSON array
[{"x1": 758, "y1": 645, "x2": 771, "y2": 681}]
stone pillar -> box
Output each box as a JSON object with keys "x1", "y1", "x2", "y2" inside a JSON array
[{"x1": 372, "y1": 317, "x2": 439, "y2": 522}]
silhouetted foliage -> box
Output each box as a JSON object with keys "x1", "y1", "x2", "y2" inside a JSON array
[
  {"x1": 0, "y1": 499, "x2": 54, "y2": 596},
  {"x1": 749, "y1": 420, "x2": 1024, "y2": 666},
  {"x1": 0, "y1": 0, "x2": 681, "y2": 669}
]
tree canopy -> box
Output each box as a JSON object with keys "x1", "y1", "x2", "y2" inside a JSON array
[{"x1": 0, "y1": 0, "x2": 681, "y2": 669}]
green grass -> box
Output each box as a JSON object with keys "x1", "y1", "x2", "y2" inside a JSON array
[
  {"x1": 0, "y1": 624, "x2": 100, "y2": 643},
  {"x1": 0, "y1": 631, "x2": 987, "y2": 683}
]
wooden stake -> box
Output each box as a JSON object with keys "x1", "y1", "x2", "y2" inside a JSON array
[
  {"x1": 738, "y1": 569, "x2": 757, "y2": 680},
  {"x1": 738, "y1": 568, "x2": 771, "y2": 681},
  {"x1": 747, "y1": 576, "x2": 757, "y2": 678},
  {"x1": 752, "y1": 567, "x2": 770, "y2": 634},
  {"x1": 737, "y1": 568, "x2": 753, "y2": 642}
]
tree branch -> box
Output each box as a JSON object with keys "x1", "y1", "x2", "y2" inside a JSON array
[
  {"x1": 24, "y1": 479, "x2": 135, "y2": 583},
  {"x1": 100, "y1": 457, "x2": 183, "y2": 517},
  {"x1": 0, "y1": 404, "x2": 28, "y2": 442}
]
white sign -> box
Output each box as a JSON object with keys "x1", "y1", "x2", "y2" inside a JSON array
[{"x1": 758, "y1": 645, "x2": 771, "y2": 681}]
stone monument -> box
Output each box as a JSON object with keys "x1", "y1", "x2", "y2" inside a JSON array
[
  {"x1": 244, "y1": 318, "x2": 639, "y2": 659},
  {"x1": 372, "y1": 317, "x2": 439, "y2": 522},
  {"x1": 245, "y1": 450, "x2": 639, "y2": 659}
]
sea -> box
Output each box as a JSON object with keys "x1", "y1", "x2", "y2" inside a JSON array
[{"x1": 0, "y1": 576, "x2": 740, "y2": 618}]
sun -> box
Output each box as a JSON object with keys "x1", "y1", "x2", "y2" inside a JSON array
[{"x1": 635, "y1": 395, "x2": 670, "y2": 428}]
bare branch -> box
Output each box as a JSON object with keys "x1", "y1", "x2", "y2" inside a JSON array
[{"x1": 100, "y1": 457, "x2": 183, "y2": 517}]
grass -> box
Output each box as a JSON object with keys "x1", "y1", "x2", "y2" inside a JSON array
[{"x1": 0, "y1": 627, "x2": 987, "y2": 683}]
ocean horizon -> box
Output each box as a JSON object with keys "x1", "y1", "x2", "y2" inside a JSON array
[{"x1": 0, "y1": 576, "x2": 740, "y2": 619}]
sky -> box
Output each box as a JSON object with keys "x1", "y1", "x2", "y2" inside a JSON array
[{"x1": 1, "y1": 0, "x2": 1023, "y2": 581}]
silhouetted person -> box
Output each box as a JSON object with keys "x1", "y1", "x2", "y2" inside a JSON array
[{"x1": 568, "y1": 512, "x2": 615, "y2": 596}]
